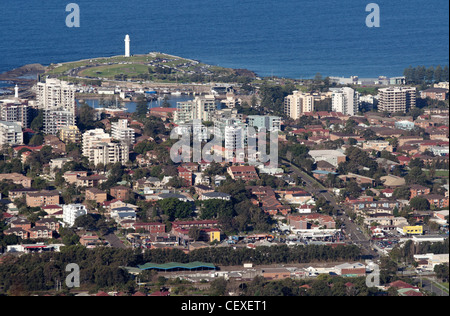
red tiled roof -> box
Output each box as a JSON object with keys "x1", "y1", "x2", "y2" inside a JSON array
[
  {"x1": 149, "y1": 107, "x2": 177, "y2": 113},
  {"x1": 149, "y1": 291, "x2": 170, "y2": 296},
  {"x1": 402, "y1": 290, "x2": 423, "y2": 297},
  {"x1": 388, "y1": 280, "x2": 418, "y2": 289}
]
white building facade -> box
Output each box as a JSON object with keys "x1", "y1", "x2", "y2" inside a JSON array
[
  {"x1": 0, "y1": 121, "x2": 23, "y2": 146},
  {"x1": 63, "y1": 204, "x2": 87, "y2": 227},
  {"x1": 331, "y1": 87, "x2": 359, "y2": 116},
  {"x1": 284, "y1": 91, "x2": 314, "y2": 120}
]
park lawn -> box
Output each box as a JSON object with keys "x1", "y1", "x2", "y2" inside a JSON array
[
  {"x1": 45, "y1": 54, "x2": 160, "y2": 76},
  {"x1": 79, "y1": 63, "x2": 151, "y2": 78},
  {"x1": 423, "y1": 170, "x2": 450, "y2": 178},
  {"x1": 355, "y1": 86, "x2": 379, "y2": 95}
]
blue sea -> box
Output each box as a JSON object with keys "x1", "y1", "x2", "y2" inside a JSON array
[
  {"x1": 0, "y1": 0, "x2": 448, "y2": 79},
  {"x1": 77, "y1": 95, "x2": 195, "y2": 113}
]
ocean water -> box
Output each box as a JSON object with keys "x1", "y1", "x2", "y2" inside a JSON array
[
  {"x1": 0, "y1": 0, "x2": 448, "y2": 79},
  {"x1": 0, "y1": 81, "x2": 13, "y2": 95},
  {"x1": 78, "y1": 94, "x2": 194, "y2": 112}
]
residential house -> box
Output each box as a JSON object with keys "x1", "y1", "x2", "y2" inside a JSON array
[
  {"x1": 410, "y1": 185, "x2": 431, "y2": 199},
  {"x1": 133, "y1": 222, "x2": 166, "y2": 234},
  {"x1": 85, "y1": 187, "x2": 108, "y2": 204},
  {"x1": 227, "y1": 166, "x2": 259, "y2": 182},
  {"x1": 177, "y1": 167, "x2": 193, "y2": 186},
  {"x1": 8, "y1": 188, "x2": 38, "y2": 201},
  {"x1": 26, "y1": 190, "x2": 60, "y2": 207},
  {"x1": 63, "y1": 171, "x2": 88, "y2": 184},
  {"x1": 200, "y1": 192, "x2": 231, "y2": 201},
  {"x1": 0, "y1": 173, "x2": 32, "y2": 188},
  {"x1": 422, "y1": 194, "x2": 449, "y2": 209},
  {"x1": 110, "y1": 186, "x2": 131, "y2": 201},
  {"x1": 76, "y1": 174, "x2": 107, "y2": 187}
]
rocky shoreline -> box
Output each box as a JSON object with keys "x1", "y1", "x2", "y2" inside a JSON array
[{"x1": 0, "y1": 63, "x2": 46, "y2": 96}]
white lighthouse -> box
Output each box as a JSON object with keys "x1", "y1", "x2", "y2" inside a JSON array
[
  {"x1": 14, "y1": 84, "x2": 19, "y2": 98},
  {"x1": 124, "y1": 34, "x2": 130, "y2": 57}
]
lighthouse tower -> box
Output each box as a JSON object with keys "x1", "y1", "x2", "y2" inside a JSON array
[
  {"x1": 124, "y1": 34, "x2": 130, "y2": 57},
  {"x1": 14, "y1": 84, "x2": 19, "y2": 98}
]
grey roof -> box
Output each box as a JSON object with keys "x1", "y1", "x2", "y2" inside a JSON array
[
  {"x1": 112, "y1": 207, "x2": 136, "y2": 212},
  {"x1": 202, "y1": 192, "x2": 231, "y2": 198},
  {"x1": 117, "y1": 212, "x2": 136, "y2": 218},
  {"x1": 158, "y1": 193, "x2": 187, "y2": 200}
]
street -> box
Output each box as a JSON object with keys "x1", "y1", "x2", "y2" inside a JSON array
[{"x1": 281, "y1": 158, "x2": 378, "y2": 258}]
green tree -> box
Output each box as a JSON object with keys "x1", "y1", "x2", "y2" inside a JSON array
[
  {"x1": 434, "y1": 65, "x2": 443, "y2": 83},
  {"x1": 77, "y1": 103, "x2": 97, "y2": 132},
  {"x1": 188, "y1": 227, "x2": 202, "y2": 241},
  {"x1": 200, "y1": 200, "x2": 235, "y2": 220},
  {"x1": 135, "y1": 95, "x2": 149, "y2": 118},
  {"x1": 405, "y1": 167, "x2": 428, "y2": 186},
  {"x1": 434, "y1": 264, "x2": 449, "y2": 282},
  {"x1": 157, "y1": 198, "x2": 193, "y2": 221},
  {"x1": 409, "y1": 196, "x2": 430, "y2": 211},
  {"x1": 30, "y1": 110, "x2": 44, "y2": 132}
]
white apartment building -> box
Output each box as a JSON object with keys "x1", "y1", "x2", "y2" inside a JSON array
[
  {"x1": 111, "y1": 119, "x2": 135, "y2": 147},
  {"x1": 224, "y1": 124, "x2": 246, "y2": 160},
  {"x1": 82, "y1": 128, "x2": 129, "y2": 165},
  {"x1": 284, "y1": 91, "x2": 314, "y2": 120},
  {"x1": 309, "y1": 150, "x2": 347, "y2": 168},
  {"x1": 63, "y1": 204, "x2": 87, "y2": 227},
  {"x1": 0, "y1": 121, "x2": 23, "y2": 146},
  {"x1": 0, "y1": 99, "x2": 30, "y2": 128},
  {"x1": 36, "y1": 79, "x2": 76, "y2": 112},
  {"x1": 378, "y1": 87, "x2": 416, "y2": 113},
  {"x1": 174, "y1": 95, "x2": 217, "y2": 123},
  {"x1": 220, "y1": 95, "x2": 241, "y2": 108},
  {"x1": 37, "y1": 79, "x2": 77, "y2": 135},
  {"x1": 82, "y1": 129, "x2": 111, "y2": 155},
  {"x1": 247, "y1": 115, "x2": 282, "y2": 132},
  {"x1": 43, "y1": 109, "x2": 76, "y2": 135},
  {"x1": 331, "y1": 87, "x2": 359, "y2": 116},
  {"x1": 87, "y1": 142, "x2": 129, "y2": 166}
]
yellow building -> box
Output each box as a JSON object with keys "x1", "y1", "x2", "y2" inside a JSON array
[
  {"x1": 403, "y1": 226, "x2": 423, "y2": 235},
  {"x1": 59, "y1": 125, "x2": 81, "y2": 143},
  {"x1": 209, "y1": 231, "x2": 221, "y2": 242}
]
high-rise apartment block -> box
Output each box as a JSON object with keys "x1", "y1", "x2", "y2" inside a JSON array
[
  {"x1": 0, "y1": 99, "x2": 31, "y2": 128},
  {"x1": 36, "y1": 79, "x2": 76, "y2": 111},
  {"x1": 43, "y1": 109, "x2": 76, "y2": 135},
  {"x1": 284, "y1": 91, "x2": 314, "y2": 120},
  {"x1": 331, "y1": 87, "x2": 359, "y2": 116},
  {"x1": 36, "y1": 79, "x2": 77, "y2": 135},
  {"x1": 0, "y1": 121, "x2": 23, "y2": 147},
  {"x1": 174, "y1": 95, "x2": 216, "y2": 123},
  {"x1": 82, "y1": 128, "x2": 129, "y2": 166},
  {"x1": 247, "y1": 115, "x2": 281, "y2": 132},
  {"x1": 111, "y1": 119, "x2": 135, "y2": 147},
  {"x1": 59, "y1": 125, "x2": 81, "y2": 143},
  {"x1": 63, "y1": 204, "x2": 88, "y2": 227},
  {"x1": 378, "y1": 87, "x2": 416, "y2": 113}
]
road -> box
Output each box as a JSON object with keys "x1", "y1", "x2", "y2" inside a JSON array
[
  {"x1": 419, "y1": 277, "x2": 449, "y2": 296},
  {"x1": 281, "y1": 158, "x2": 377, "y2": 258}
]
